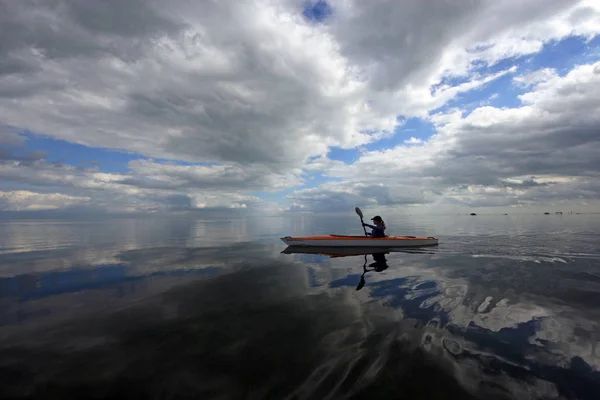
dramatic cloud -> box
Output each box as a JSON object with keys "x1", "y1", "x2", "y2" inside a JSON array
[
  {"x1": 290, "y1": 60, "x2": 600, "y2": 211},
  {"x1": 0, "y1": 0, "x2": 396, "y2": 169},
  {"x1": 0, "y1": 0, "x2": 599, "y2": 213}
]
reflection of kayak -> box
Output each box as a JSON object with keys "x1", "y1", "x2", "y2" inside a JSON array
[
  {"x1": 280, "y1": 234, "x2": 439, "y2": 248},
  {"x1": 281, "y1": 245, "x2": 435, "y2": 258}
]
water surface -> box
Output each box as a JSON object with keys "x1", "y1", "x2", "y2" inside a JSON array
[{"x1": 1, "y1": 214, "x2": 599, "y2": 399}]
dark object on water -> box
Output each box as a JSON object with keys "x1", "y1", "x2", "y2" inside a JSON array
[
  {"x1": 469, "y1": 213, "x2": 477, "y2": 216},
  {"x1": 544, "y1": 212, "x2": 550, "y2": 215}
]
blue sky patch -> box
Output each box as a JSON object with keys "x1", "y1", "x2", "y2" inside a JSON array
[
  {"x1": 438, "y1": 72, "x2": 519, "y2": 116},
  {"x1": 18, "y1": 132, "x2": 222, "y2": 174},
  {"x1": 433, "y1": 35, "x2": 600, "y2": 118},
  {"x1": 302, "y1": 0, "x2": 332, "y2": 22},
  {"x1": 22, "y1": 132, "x2": 142, "y2": 172},
  {"x1": 362, "y1": 118, "x2": 437, "y2": 151},
  {"x1": 327, "y1": 147, "x2": 360, "y2": 164},
  {"x1": 528, "y1": 35, "x2": 600, "y2": 75}
]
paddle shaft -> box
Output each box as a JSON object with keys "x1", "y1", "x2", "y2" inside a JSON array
[
  {"x1": 360, "y1": 216, "x2": 368, "y2": 236},
  {"x1": 355, "y1": 207, "x2": 368, "y2": 237}
]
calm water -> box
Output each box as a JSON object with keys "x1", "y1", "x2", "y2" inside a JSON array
[{"x1": 1, "y1": 214, "x2": 600, "y2": 399}]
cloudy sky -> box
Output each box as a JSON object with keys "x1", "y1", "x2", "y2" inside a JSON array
[{"x1": 1, "y1": 0, "x2": 599, "y2": 215}]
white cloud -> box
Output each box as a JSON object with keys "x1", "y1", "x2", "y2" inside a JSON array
[
  {"x1": 404, "y1": 137, "x2": 423, "y2": 145},
  {"x1": 0, "y1": 190, "x2": 90, "y2": 211},
  {"x1": 514, "y1": 68, "x2": 558, "y2": 87},
  {"x1": 125, "y1": 159, "x2": 303, "y2": 192}
]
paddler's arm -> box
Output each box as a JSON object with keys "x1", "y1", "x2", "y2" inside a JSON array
[{"x1": 363, "y1": 223, "x2": 385, "y2": 236}]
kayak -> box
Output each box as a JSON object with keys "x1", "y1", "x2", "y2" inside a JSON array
[
  {"x1": 281, "y1": 246, "x2": 436, "y2": 258},
  {"x1": 280, "y1": 234, "x2": 438, "y2": 247}
]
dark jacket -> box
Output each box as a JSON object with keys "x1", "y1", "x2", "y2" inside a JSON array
[{"x1": 363, "y1": 223, "x2": 386, "y2": 238}]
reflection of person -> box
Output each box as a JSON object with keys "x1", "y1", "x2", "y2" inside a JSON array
[
  {"x1": 368, "y1": 252, "x2": 389, "y2": 271},
  {"x1": 356, "y1": 253, "x2": 389, "y2": 291},
  {"x1": 362, "y1": 215, "x2": 387, "y2": 237}
]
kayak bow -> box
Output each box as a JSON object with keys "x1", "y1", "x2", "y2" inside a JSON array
[{"x1": 280, "y1": 234, "x2": 438, "y2": 247}]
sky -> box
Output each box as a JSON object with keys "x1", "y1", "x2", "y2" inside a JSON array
[{"x1": 1, "y1": 0, "x2": 600, "y2": 216}]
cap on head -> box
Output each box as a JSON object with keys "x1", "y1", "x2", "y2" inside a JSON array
[{"x1": 371, "y1": 215, "x2": 382, "y2": 222}]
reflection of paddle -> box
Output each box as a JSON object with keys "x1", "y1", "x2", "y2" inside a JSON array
[
  {"x1": 356, "y1": 255, "x2": 368, "y2": 291},
  {"x1": 356, "y1": 275, "x2": 366, "y2": 291},
  {"x1": 355, "y1": 207, "x2": 368, "y2": 237}
]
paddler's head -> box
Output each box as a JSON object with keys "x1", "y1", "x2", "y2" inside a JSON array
[{"x1": 371, "y1": 215, "x2": 384, "y2": 226}]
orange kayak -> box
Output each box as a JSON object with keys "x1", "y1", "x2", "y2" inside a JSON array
[
  {"x1": 280, "y1": 234, "x2": 438, "y2": 247},
  {"x1": 281, "y1": 245, "x2": 436, "y2": 258}
]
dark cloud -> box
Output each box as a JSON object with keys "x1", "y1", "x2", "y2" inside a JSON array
[
  {"x1": 288, "y1": 182, "x2": 431, "y2": 212},
  {"x1": 0, "y1": 56, "x2": 38, "y2": 76},
  {"x1": 328, "y1": 0, "x2": 483, "y2": 91},
  {"x1": 0, "y1": 131, "x2": 47, "y2": 166},
  {"x1": 0, "y1": 76, "x2": 66, "y2": 99},
  {"x1": 64, "y1": 0, "x2": 181, "y2": 38},
  {"x1": 0, "y1": 128, "x2": 26, "y2": 147},
  {"x1": 499, "y1": 177, "x2": 550, "y2": 188},
  {"x1": 442, "y1": 120, "x2": 600, "y2": 181},
  {"x1": 0, "y1": 148, "x2": 47, "y2": 164},
  {"x1": 0, "y1": 0, "x2": 182, "y2": 66},
  {"x1": 327, "y1": 0, "x2": 574, "y2": 91}
]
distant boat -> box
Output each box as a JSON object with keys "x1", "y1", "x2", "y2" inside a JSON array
[
  {"x1": 544, "y1": 212, "x2": 550, "y2": 215},
  {"x1": 469, "y1": 213, "x2": 477, "y2": 216},
  {"x1": 503, "y1": 213, "x2": 508, "y2": 215},
  {"x1": 555, "y1": 212, "x2": 562, "y2": 215}
]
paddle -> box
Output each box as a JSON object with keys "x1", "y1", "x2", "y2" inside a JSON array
[{"x1": 355, "y1": 207, "x2": 368, "y2": 237}]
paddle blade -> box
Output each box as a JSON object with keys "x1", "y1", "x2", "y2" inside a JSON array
[
  {"x1": 356, "y1": 276, "x2": 366, "y2": 291},
  {"x1": 354, "y1": 207, "x2": 364, "y2": 219}
]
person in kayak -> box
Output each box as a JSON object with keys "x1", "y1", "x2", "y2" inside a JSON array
[{"x1": 362, "y1": 215, "x2": 387, "y2": 237}]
